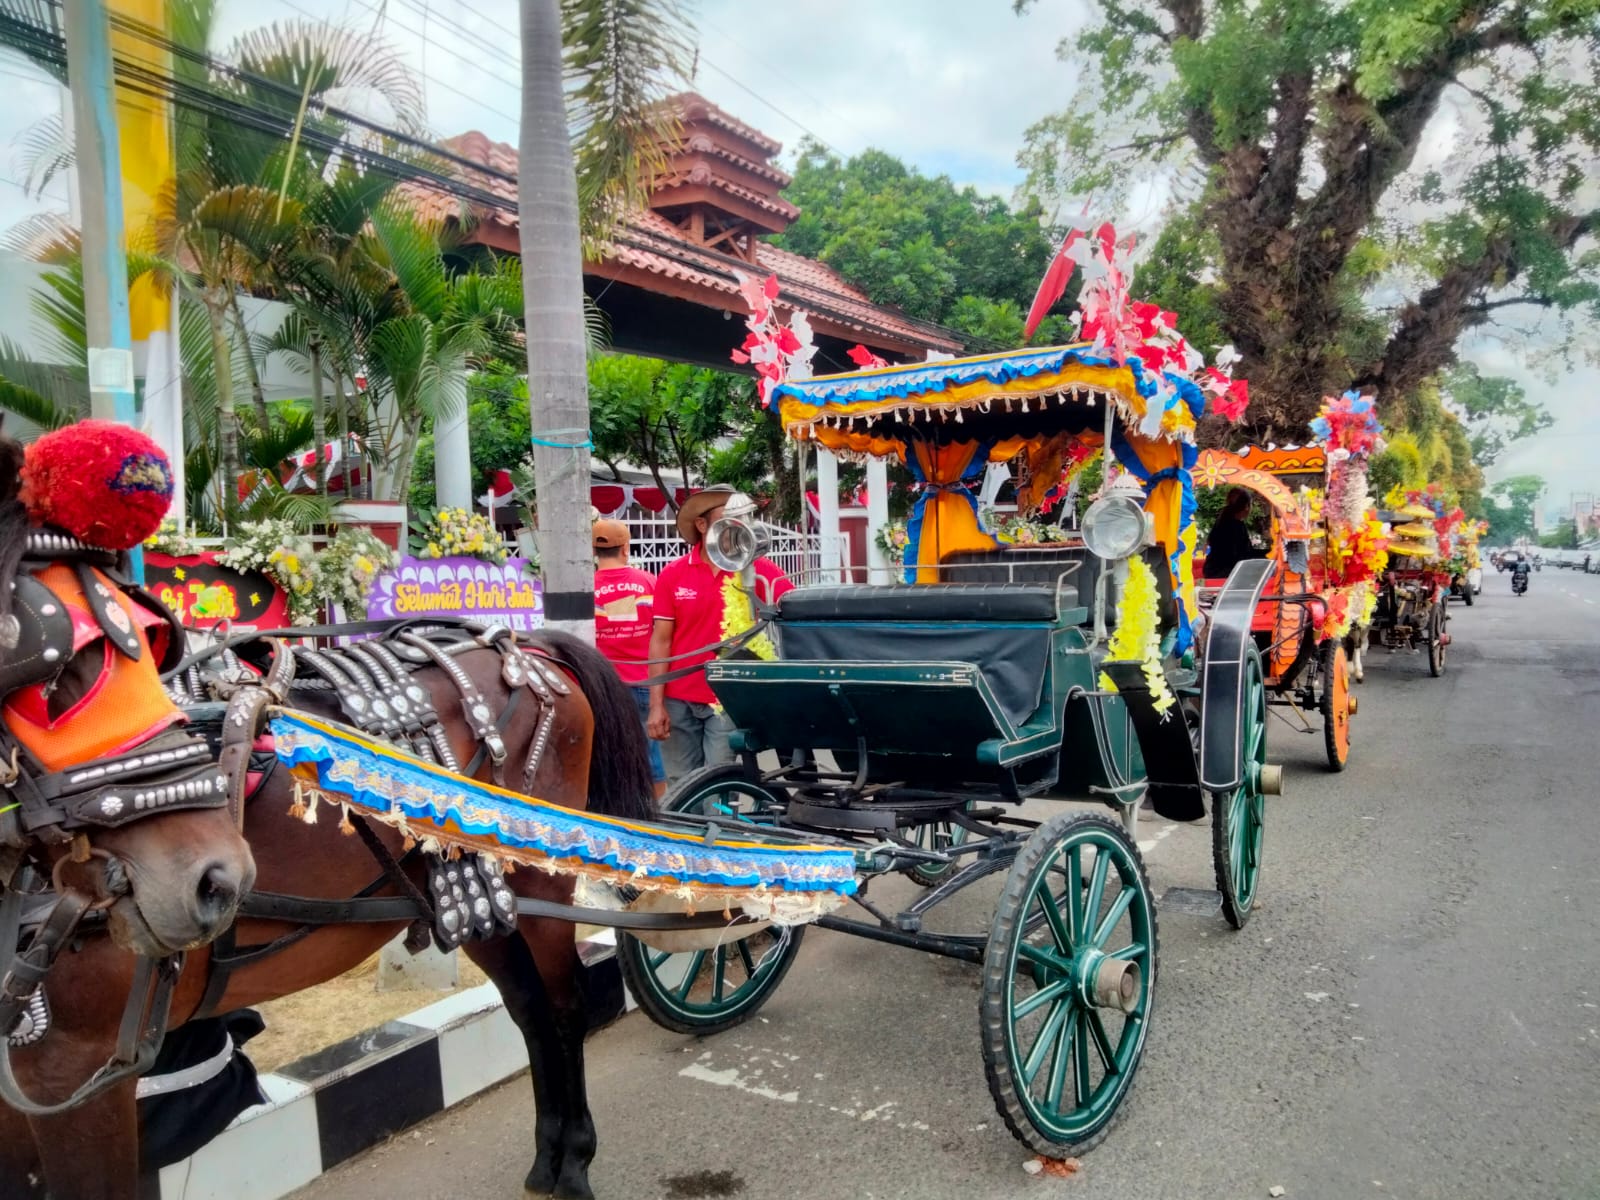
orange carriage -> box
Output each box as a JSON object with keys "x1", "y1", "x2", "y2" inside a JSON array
[{"x1": 1194, "y1": 444, "x2": 1354, "y2": 771}]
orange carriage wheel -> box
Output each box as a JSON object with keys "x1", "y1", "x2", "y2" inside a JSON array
[{"x1": 1319, "y1": 641, "x2": 1351, "y2": 771}]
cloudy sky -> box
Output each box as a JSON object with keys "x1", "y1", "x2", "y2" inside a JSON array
[{"x1": 0, "y1": 0, "x2": 1593, "y2": 518}]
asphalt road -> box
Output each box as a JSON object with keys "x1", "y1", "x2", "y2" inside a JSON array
[{"x1": 296, "y1": 571, "x2": 1600, "y2": 1200}]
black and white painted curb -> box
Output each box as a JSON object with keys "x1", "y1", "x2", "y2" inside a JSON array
[{"x1": 152, "y1": 940, "x2": 629, "y2": 1200}]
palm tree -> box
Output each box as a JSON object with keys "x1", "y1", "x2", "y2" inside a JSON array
[
  {"x1": 0, "y1": 235, "x2": 171, "y2": 430},
  {"x1": 158, "y1": 0, "x2": 425, "y2": 522},
  {"x1": 362, "y1": 205, "x2": 525, "y2": 501},
  {"x1": 518, "y1": 0, "x2": 692, "y2": 631}
]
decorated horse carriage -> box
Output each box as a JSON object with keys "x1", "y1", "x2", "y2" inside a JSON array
[
  {"x1": 1366, "y1": 485, "x2": 1468, "y2": 678},
  {"x1": 1447, "y1": 520, "x2": 1484, "y2": 604},
  {"x1": 1191, "y1": 436, "x2": 1376, "y2": 772},
  {"x1": 5, "y1": 231, "x2": 1280, "y2": 1188},
  {"x1": 617, "y1": 240, "x2": 1288, "y2": 1156}
]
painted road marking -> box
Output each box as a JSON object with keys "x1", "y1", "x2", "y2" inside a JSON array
[
  {"x1": 681, "y1": 1044, "x2": 934, "y2": 1134},
  {"x1": 1139, "y1": 821, "x2": 1180, "y2": 855}
]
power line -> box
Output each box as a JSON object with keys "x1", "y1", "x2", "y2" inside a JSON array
[
  {"x1": 378, "y1": 0, "x2": 845, "y2": 159},
  {"x1": 0, "y1": 6, "x2": 519, "y2": 218},
  {"x1": 393, "y1": 0, "x2": 523, "y2": 82},
  {"x1": 339, "y1": 0, "x2": 522, "y2": 101},
  {"x1": 277, "y1": 0, "x2": 521, "y2": 126},
  {"x1": 692, "y1": 58, "x2": 839, "y2": 157},
  {"x1": 698, "y1": 26, "x2": 866, "y2": 151},
  {"x1": 0, "y1": 2, "x2": 980, "y2": 356}
]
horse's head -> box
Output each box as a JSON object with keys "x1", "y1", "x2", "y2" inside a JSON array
[{"x1": 0, "y1": 423, "x2": 254, "y2": 956}]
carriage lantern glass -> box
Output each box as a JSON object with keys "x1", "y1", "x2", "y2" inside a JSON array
[{"x1": 1082, "y1": 478, "x2": 1154, "y2": 561}]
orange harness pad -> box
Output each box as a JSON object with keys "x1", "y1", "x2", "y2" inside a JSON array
[{"x1": 3, "y1": 564, "x2": 182, "y2": 772}]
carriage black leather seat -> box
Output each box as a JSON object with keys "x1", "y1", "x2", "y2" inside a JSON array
[
  {"x1": 777, "y1": 583, "x2": 1058, "y2": 623},
  {"x1": 775, "y1": 585, "x2": 1058, "y2": 726},
  {"x1": 940, "y1": 548, "x2": 1099, "y2": 615}
]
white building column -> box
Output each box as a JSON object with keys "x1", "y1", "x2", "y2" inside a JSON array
[
  {"x1": 433, "y1": 367, "x2": 473, "y2": 510},
  {"x1": 143, "y1": 293, "x2": 185, "y2": 525},
  {"x1": 816, "y1": 447, "x2": 842, "y2": 583},
  {"x1": 865, "y1": 456, "x2": 891, "y2": 582}
]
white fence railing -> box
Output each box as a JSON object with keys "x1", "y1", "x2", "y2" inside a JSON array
[{"x1": 617, "y1": 515, "x2": 831, "y2": 581}]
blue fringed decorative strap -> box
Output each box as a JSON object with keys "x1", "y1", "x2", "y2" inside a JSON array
[{"x1": 269, "y1": 712, "x2": 857, "y2": 918}]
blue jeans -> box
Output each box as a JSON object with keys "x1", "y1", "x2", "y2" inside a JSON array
[{"x1": 630, "y1": 687, "x2": 666, "y2": 784}]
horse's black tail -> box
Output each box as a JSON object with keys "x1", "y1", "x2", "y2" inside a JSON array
[{"x1": 534, "y1": 630, "x2": 656, "y2": 822}]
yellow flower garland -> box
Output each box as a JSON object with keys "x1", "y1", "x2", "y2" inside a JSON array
[
  {"x1": 720, "y1": 576, "x2": 778, "y2": 661},
  {"x1": 1097, "y1": 557, "x2": 1176, "y2": 717}
]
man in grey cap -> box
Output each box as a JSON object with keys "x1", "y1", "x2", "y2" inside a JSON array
[{"x1": 645, "y1": 485, "x2": 793, "y2": 780}]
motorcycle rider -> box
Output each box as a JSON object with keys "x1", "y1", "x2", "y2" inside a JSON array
[{"x1": 1511, "y1": 552, "x2": 1532, "y2": 595}]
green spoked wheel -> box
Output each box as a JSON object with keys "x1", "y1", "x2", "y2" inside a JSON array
[
  {"x1": 616, "y1": 765, "x2": 804, "y2": 1035},
  {"x1": 1212, "y1": 647, "x2": 1267, "y2": 929},
  {"x1": 907, "y1": 808, "x2": 971, "y2": 887},
  {"x1": 980, "y1": 812, "x2": 1157, "y2": 1156}
]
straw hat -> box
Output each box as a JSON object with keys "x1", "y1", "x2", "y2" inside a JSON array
[{"x1": 675, "y1": 484, "x2": 738, "y2": 545}]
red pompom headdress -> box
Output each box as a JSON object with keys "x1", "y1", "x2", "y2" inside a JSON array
[{"x1": 20, "y1": 420, "x2": 174, "y2": 551}]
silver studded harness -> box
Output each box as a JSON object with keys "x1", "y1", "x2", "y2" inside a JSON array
[{"x1": 174, "y1": 621, "x2": 580, "y2": 1023}]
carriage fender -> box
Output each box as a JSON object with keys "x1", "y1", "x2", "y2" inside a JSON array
[{"x1": 1198, "y1": 559, "x2": 1275, "y2": 793}]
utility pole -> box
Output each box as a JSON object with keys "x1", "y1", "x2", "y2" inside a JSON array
[
  {"x1": 64, "y1": 0, "x2": 136, "y2": 427},
  {"x1": 65, "y1": 0, "x2": 141, "y2": 583}
]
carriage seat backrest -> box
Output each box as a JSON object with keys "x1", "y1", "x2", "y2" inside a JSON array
[
  {"x1": 940, "y1": 547, "x2": 1099, "y2": 614},
  {"x1": 775, "y1": 585, "x2": 1057, "y2": 727}
]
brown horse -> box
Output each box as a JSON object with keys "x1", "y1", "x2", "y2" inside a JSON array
[
  {"x1": 0, "y1": 624, "x2": 653, "y2": 1200},
  {"x1": 0, "y1": 434, "x2": 254, "y2": 964}
]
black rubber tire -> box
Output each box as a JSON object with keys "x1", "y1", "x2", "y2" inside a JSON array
[
  {"x1": 1428, "y1": 605, "x2": 1447, "y2": 677},
  {"x1": 978, "y1": 811, "x2": 1157, "y2": 1157},
  {"x1": 907, "y1": 810, "x2": 970, "y2": 888},
  {"x1": 617, "y1": 921, "x2": 806, "y2": 1036},
  {"x1": 1212, "y1": 647, "x2": 1267, "y2": 929},
  {"x1": 1318, "y1": 640, "x2": 1350, "y2": 773},
  {"x1": 615, "y1": 764, "x2": 804, "y2": 1035}
]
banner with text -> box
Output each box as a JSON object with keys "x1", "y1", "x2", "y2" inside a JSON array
[
  {"x1": 366, "y1": 556, "x2": 544, "y2": 631},
  {"x1": 145, "y1": 551, "x2": 290, "y2": 631}
]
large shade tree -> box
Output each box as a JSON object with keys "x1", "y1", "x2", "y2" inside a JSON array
[
  {"x1": 773, "y1": 141, "x2": 1074, "y2": 346},
  {"x1": 1016, "y1": 0, "x2": 1600, "y2": 442}
]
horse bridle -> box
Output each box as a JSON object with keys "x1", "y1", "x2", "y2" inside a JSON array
[{"x1": 0, "y1": 531, "x2": 244, "y2": 1116}]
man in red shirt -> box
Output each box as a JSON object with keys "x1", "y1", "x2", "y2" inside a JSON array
[
  {"x1": 592, "y1": 519, "x2": 665, "y2": 798},
  {"x1": 646, "y1": 486, "x2": 794, "y2": 781}
]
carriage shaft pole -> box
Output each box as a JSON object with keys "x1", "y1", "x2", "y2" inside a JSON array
[{"x1": 814, "y1": 915, "x2": 986, "y2": 963}]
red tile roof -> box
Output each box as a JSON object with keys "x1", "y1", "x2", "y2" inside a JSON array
[
  {"x1": 405, "y1": 131, "x2": 965, "y2": 356},
  {"x1": 650, "y1": 168, "x2": 800, "y2": 221},
  {"x1": 661, "y1": 92, "x2": 782, "y2": 156},
  {"x1": 675, "y1": 131, "x2": 793, "y2": 188}
]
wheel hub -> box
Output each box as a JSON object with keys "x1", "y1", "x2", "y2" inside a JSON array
[
  {"x1": 1248, "y1": 762, "x2": 1285, "y2": 796},
  {"x1": 1073, "y1": 949, "x2": 1141, "y2": 1014}
]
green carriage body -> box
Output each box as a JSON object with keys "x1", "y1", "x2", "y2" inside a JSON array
[
  {"x1": 622, "y1": 343, "x2": 1281, "y2": 1160},
  {"x1": 710, "y1": 582, "x2": 1146, "y2": 807}
]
